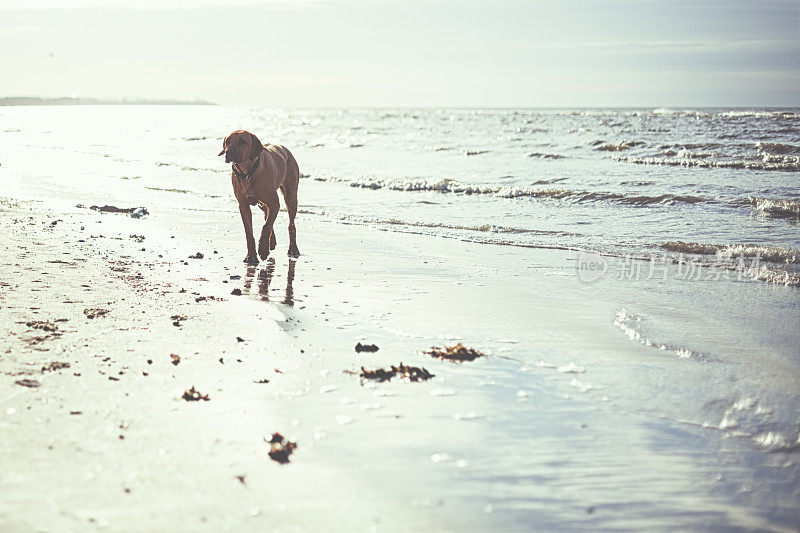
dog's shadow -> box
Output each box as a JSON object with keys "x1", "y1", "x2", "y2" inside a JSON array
[{"x1": 242, "y1": 257, "x2": 296, "y2": 306}]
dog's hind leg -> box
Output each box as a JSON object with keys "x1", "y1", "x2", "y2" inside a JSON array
[
  {"x1": 281, "y1": 155, "x2": 301, "y2": 258},
  {"x1": 257, "y1": 190, "x2": 280, "y2": 261}
]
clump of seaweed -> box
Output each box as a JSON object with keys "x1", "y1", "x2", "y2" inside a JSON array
[
  {"x1": 355, "y1": 342, "x2": 379, "y2": 353},
  {"x1": 357, "y1": 363, "x2": 434, "y2": 383},
  {"x1": 266, "y1": 433, "x2": 297, "y2": 464},
  {"x1": 424, "y1": 343, "x2": 486, "y2": 362},
  {"x1": 182, "y1": 386, "x2": 209, "y2": 401}
]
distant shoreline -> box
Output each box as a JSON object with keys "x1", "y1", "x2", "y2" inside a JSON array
[
  {"x1": 0, "y1": 97, "x2": 216, "y2": 106},
  {"x1": 1, "y1": 98, "x2": 796, "y2": 109}
]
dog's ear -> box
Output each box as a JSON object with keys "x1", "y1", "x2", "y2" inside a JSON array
[
  {"x1": 218, "y1": 135, "x2": 228, "y2": 156},
  {"x1": 249, "y1": 132, "x2": 263, "y2": 159}
]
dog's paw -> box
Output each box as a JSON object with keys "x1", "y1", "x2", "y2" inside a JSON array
[
  {"x1": 243, "y1": 254, "x2": 259, "y2": 266},
  {"x1": 288, "y1": 246, "x2": 300, "y2": 258},
  {"x1": 258, "y1": 247, "x2": 269, "y2": 261}
]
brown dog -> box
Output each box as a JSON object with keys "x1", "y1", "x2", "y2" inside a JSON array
[{"x1": 218, "y1": 130, "x2": 300, "y2": 264}]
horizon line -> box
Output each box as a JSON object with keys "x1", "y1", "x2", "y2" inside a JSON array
[{"x1": 2, "y1": 97, "x2": 800, "y2": 110}]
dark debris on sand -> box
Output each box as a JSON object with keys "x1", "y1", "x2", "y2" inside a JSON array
[
  {"x1": 84, "y1": 308, "x2": 109, "y2": 319},
  {"x1": 266, "y1": 433, "x2": 297, "y2": 464},
  {"x1": 15, "y1": 379, "x2": 41, "y2": 388},
  {"x1": 356, "y1": 363, "x2": 434, "y2": 383},
  {"x1": 87, "y1": 205, "x2": 149, "y2": 218},
  {"x1": 424, "y1": 343, "x2": 486, "y2": 362},
  {"x1": 188, "y1": 252, "x2": 204, "y2": 259},
  {"x1": 41, "y1": 361, "x2": 70, "y2": 373},
  {"x1": 355, "y1": 342, "x2": 379, "y2": 353},
  {"x1": 195, "y1": 295, "x2": 223, "y2": 302},
  {"x1": 26, "y1": 320, "x2": 58, "y2": 332},
  {"x1": 182, "y1": 386, "x2": 210, "y2": 401}
]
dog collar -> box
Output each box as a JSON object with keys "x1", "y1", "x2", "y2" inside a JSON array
[{"x1": 232, "y1": 156, "x2": 259, "y2": 182}]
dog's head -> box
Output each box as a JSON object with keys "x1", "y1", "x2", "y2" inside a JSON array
[{"x1": 218, "y1": 130, "x2": 263, "y2": 164}]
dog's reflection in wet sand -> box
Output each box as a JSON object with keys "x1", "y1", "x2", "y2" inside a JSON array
[{"x1": 241, "y1": 258, "x2": 295, "y2": 306}]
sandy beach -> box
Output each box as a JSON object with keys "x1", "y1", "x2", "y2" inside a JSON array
[
  {"x1": 0, "y1": 103, "x2": 798, "y2": 532},
  {"x1": 2, "y1": 0, "x2": 799, "y2": 528},
  {"x1": 2, "y1": 188, "x2": 798, "y2": 531}
]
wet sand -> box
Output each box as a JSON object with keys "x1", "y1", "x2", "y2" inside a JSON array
[
  {"x1": 0, "y1": 202, "x2": 482, "y2": 531},
  {"x1": 1, "y1": 197, "x2": 799, "y2": 532}
]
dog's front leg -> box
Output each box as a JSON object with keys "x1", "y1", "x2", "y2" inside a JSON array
[
  {"x1": 239, "y1": 201, "x2": 259, "y2": 265},
  {"x1": 257, "y1": 191, "x2": 280, "y2": 261}
]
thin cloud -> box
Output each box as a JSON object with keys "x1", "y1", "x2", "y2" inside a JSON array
[
  {"x1": 522, "y1": 39, "x2": 797, "y2": 54},
  {"x1": 0, "y1": 0, "x2": 337, "y2": 10}
]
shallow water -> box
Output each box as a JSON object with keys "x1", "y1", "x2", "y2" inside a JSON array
[{"x1": 2, "y1": 106, "x2": 798, "y2": 264}]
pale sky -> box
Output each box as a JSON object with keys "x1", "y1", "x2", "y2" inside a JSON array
[{"x1": 1, "y1": 0, "x2": 798, "y2": 107}]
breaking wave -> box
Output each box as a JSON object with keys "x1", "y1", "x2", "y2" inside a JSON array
[
  {"x1": 527, "y1": 152, "x2": 566, "y2": 160},
  {"x1": 309, "y1": 174, "x2": 709, "y2": 205},
  {"x1": 650, "y1": 109, "x2": 800, "y2": 119},
  {"x1": 752, "y1": 431, "x2": 800, "y2": 452},
  {"x1": 658, "y1": 142, "x2": 723, "y2": 151},
  {"x1": 613, "y1": 154, "x2": 800, "y2": 172},
  {"x1": 660, "y1": 241, "x2": 800, "y2": 264},
  {"x1": 748, "y1": 197, "x2": 800, "y2": 220},
  {"x1": 752, "y1": 265, "x2": 800, "y2": 287},
  {"x1": 755, "y1": 141, "x2": 800, "y2": 156},
  {"x1": 592, "y1": 140, "x2": 645, "y2": 151}
]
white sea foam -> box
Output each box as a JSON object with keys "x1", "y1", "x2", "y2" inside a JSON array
[
  {"x1": 613, "y1": 309, "x2": 705, "y2": 359},
  {"x1": 753, "y1": 431, "x2": 799, "y2": 452},
  {"x1": 710, "y1": 396, "x2": 800, "y2": 454},
  {"x1": 752, "y1": 265, "x2": 800, "y2": 287},
  {"x1": 660, "y1": 241, "x2": 800, "y2": 264},
  {"x1": 592, "y1": 140, "x2": 645, "y2": 152},
  {"x1": 557, "y1": 362, "x2": 585, "y2": 374},
  {"x1": 748, "y1": 197, "x2": 800, "y2": 220},
  {"x1": 614, "y1": 154, "x2": 800, "y2": 172},
  {"x1": 569, "y1": 378, "x2": 592, "y2": 392},
  {"x1": 308, "y1": 173, "x2": 711, "y2": 205}
]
